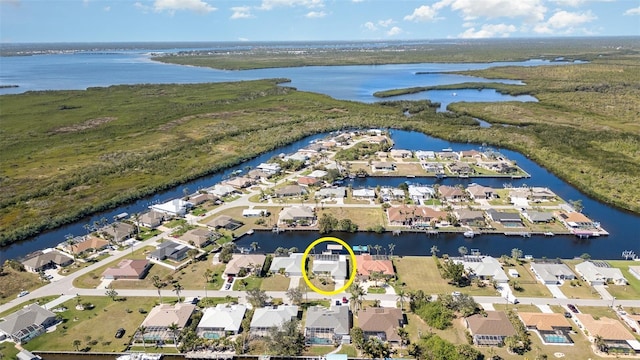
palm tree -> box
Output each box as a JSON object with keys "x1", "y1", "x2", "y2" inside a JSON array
[
  {"x1": 152, "y1": 275, "x2": 164, "y2": 303},
  {"x1": 250, "y1": 242, "x2": 259, "y2": 253},
  {"x1": 594, "y1": 335, "x2": 607, "y2": 353},
  {"x1": 83, "y1": 223, "x2": 92, "y2": 236},
  {"x1": 458, "y1": 246, "x2": 468, "y2": 257},
  {"x1": 132, "y1": 212, "x2": 141, "y2": 240},
  {"x1": 388, "y1": 243, "x2": 396, "y2": 257},
  {"x1": 203, "y1": 269, "x2": 212, "y2": 299},
  {"x1": 137, "y1": 326, "x2": 147, "y2": 349},
  {"x1": 373, "y1": 244, "x2": 382, "y2": 256},
  {"x1": 173, "y1": 282, "x2": 184, "y2": 302},
  {"x1": 397, "y1": 288, "x2": 407, "y2": 311},
  {"x1": 73, "y1": 339, "x2": 81, "y2": 351},
  {"x1": 65, "y1": 234, "x2": 76, "y2": 259},
  {"x1": 430, "y1": 245, "x2": 439, "y2": 257},
  {"x1": 167, "y1": 322, "x2": 180, "y2": 346}
]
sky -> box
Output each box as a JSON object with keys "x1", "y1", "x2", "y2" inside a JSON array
[{"x1": 1, "y1": 0, "x2": 639, "y2": 42}]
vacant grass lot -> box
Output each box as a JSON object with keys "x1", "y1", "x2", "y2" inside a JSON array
[
  {"x1": 316, "y1": 207, "x2": 385, "y2": 231},
  {"x1": 560, "y1": 279, "x2": 600, "y2": 300},
  {"x1": 504, "y1": 263, "x2": 552, "y2": 298},
  {"x1": 260, "y1": 274, "x2": 291, "y2": 291},
  {"x1": 0, "y1": 268, "x2": 46, "y2": 305},
  {"x1": 23, "y1": 296, "x2": 155, "y2": 353},
  {"x1": 394, "y1": 256, "x2": 499, "y2": 296},
  {"x1": 605, "y1": 260, "x2": 640, "y2": 300}
]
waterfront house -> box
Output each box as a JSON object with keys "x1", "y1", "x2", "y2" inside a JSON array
[
  {"x1": 438, "y1": 185, "x2": 465, "y2": 202},
  {"x1": 21, "y1": 249, "x2": 73, "y2": 273},
  {"x1": 269, "y1": 253, "x2": 305, "y2": 277},
  {"x1": 358, "y1": 307, "x2": 404, "y2": 345},
  {"x1": 209, "y1": 184, "x2": 238, "y2": 198},
  {"x1": 454, "y1": 256, "x2": 509, "y2": 283},
  {"x1": 352, "y1": 188, "x2": 376, "y2": 199},
  {"x1": 148, "y1": 241, "x2": 190, "y2": 262},
  {"x1": 284, "y1": 152, "x2": 309, "y2": 163},
  {"x1": 575, "y1": 261, "x2": 627, "y2": 285},
  {"x1": 197, "y1": 304, "x2": 247, "y2": 339},
  {"x1": 379, "y1": 187, "x2": 405, "y2": 201},
  {"x1": 390, "y1": 149, "x2": 412, "y2": 159},
  {"x1": 436, "y1": 151, "x2": 459, "y2": 161},
  {"x1": 188, "y1": 193, "x2": 218, "y2": 206},
  {"x1": 102, "y1": 259, "x2": 150, "y2": 280},
  {"x1": 415, "y1": 150, "x2": 436, "y2": 160},
  {"x1": 275, "y1": 184, "x2": 307, "y2": 198},
  {"x1": 278, "y1": 206, "x2": 315, "y2": 226},
  {"x1": 486, "y1": 209, "x2": 524, "y2": 227},
  {"x1": 305, "y1": 305, "x2": 351, "y2": 345},
  {"x1": 224, "y1": 176, "x2": 254, "y2": 189},
  {"x1": 460, "y1": 150, "x2": 483, "y2": 160},
  {"x1": 530, "y1": 262, "x2": 576, "y2": 285},
  {"x1": 387, "y1": 205, "x2": 446, "y2": 228},
  {"x1": 355, "y1": 254, "x2": 395, "y2": 280},
  {"x1": 447, "y1": 162, "x2": 473, "y2": 176},
  {"x1": 465, "y1": 311, "x2": 516, "y2": 346},
  {"x1": 224, "y1": 254, "x2": 266, "y2": 277},
  {"x1": 574, "y1": 314, "x2": 640, "y2": 354},
  {"x1": 257, "y1": 162, "x2": 282, "y2": 175},
  {"x1": 558, "y1": 212, "x2": 594, "y2": 229},
  {"x1": 518, "y1": 312, "x2": 573, "y2": 345},
  {"x1": 151, "y1": 198, "x2": 192, "y2": 217},
  {"x1": 181, "y1": 227, "x2": 217, "y2": 248},
  {"x1": 367, "y1": 135, "x2": 388, "y2": 145},
  {"x1": 65, "y1": 236, "x2": 109, "y2": 256},
  {"x1": 408, "y1": 185, "x2": 435, "y2": 202},
  {"x1": 315, "y1": 187, "x2": 346, "y2": 199},
  {"x1": 101, "y1": 222, "x2": 135, "y2": 243},
  {"x1": 455, "y1": 210, "x2": 486, "y2": 227},
  {"x1": 466, "y1": 184, "x2": 497, "y2": 200},
  {"x1": 0, "y1": 304, "x2": 57, "y2": 344},
  {"x1": 248, "y1": 169, "x2": 272, "y2": 180},
  {"x1": 297, "y1": 176, "x2": 322, "y2": 187},
  {"x1": 137, "y1": 303, "x2": 195, "y2": 345},
  {"x1": 421, "y1": 162, "x2": 444, "y2": 173},
  {"x1": 531, "y1": 187, "x2": 557, "y2": 202},
  {"x1": 522, "y1": 211, "x2": 555, "y2": 223},
  {"x1": 206, "y1": 215, "x2": 243, "y2": 230},
  {"x1": 308, "y1": 170, "x2": 328, "y2": 179},
  {"x1": 312, "y1": 254, "x2": 348, "y2": 280},
  {"x1": 371, "y1": 161, "x2": 395, "y2": 172},
  {"x1": 250, "y1": 305, "x2": 300, "y2": 337},
  {"x1": 138, "y1": 210, "x2": 165, "y2": 229}
]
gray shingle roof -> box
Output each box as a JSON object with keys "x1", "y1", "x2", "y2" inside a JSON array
[
  {"x1": 0, "y1": 304, "x2": 56, "y2": 339},
  {"x1": 250, "y1": 305, "x2": 299, "y2": 329},
  {"x1": 305, "y1": 306, "x2": 350, "y2": 335}
]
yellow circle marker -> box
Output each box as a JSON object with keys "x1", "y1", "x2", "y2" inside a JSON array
[{"x1": 301, "y1": 236, "x2": 358, "y2": 296}]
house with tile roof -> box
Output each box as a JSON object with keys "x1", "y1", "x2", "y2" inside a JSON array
[
  {"x1": 197, "y1": 304, "x2": 247, "y2": 339},
  {"x1": 304, "y1": 305, "x2": 351, "y2": 345},
  {"x1": 250, "y1": 305, "x2": 300, "y2": 337},
  {"x1": 275, "y1": 185, "x2": 307, "y2": 198},
  {"x1": 355, "y1": 254, "x2": 394, "y2": 280},
  {"x1": 205, "y1": 215, "x2": 243, "y2": 230},
  {"x1": 575, "y1": 261, "x2": 627, "y2": 286},
  {"x1": 224, "y1": 254, "x2": 266, "y2": 277},
  {"x1": 65, "y1": 236, "x2": 109, "y2": 256},
  {"x1": 530, "y1": 262, "x2": 576, "y2": 285},
  {"x1": 136, "y1": 303, "x2": 196, "y2": 345},
  {"x1": 466, "y1": 184, "x2": 496, "y2": 200},
  {"x1": 387, "y1": 205, "x2": 446, "y2": 228},
  {"x1": 358, "y1": 307, "x2": 404, "y2": 344},
  {"x1": 297, "y1": 176, "x2": 322, "y2": 187},
  {"x1": 21, "y1": 249, "x2": 73, "y2": 273},
  {"x1": 0, "y1": 304, "x2": 57, "y2": 343},
  {"x1": 102, "y1": 259, "x2": 150, "y2": 280},
  {"x1": 518, "y1": 312, "x2": 573, "y2": 344},
  {"x1": 101, "y1": 222, "x2": 135, "y2": 243},
  {"x1": 138, "y1": 210, "x2": 165, "y2": 229},
  {"x1": 465, "y1": 311, "x2": 516, "y2": 346},
  {"x1": 181, "y1": 227, "x2": 217, "y2": 248},
  {"x1": 437, "y1": 185, "x2": 465, "y2": 202},
  {"x1": 574, "y1": 313, "x2": 640, "y2": 354},
  {"x1": 455, "y1": 209, "x2": 486, "y2": 227},
  {"x1": 278, "y1": 206, "x2": 315, "y2": 226}
]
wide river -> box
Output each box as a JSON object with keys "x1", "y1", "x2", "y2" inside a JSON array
[{"x1": 0, "y1": 48, "x2": 638, "y2": 260}]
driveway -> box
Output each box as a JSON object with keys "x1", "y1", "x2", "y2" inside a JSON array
[
  {"x1": 547, "y1": 284, "x2": 567, "y2": 299},
  {"x1": 593, "y1": 284, "x2": 613, "y2": 300}
]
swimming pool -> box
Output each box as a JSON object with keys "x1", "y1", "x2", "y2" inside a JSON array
[{"x1": 542, "y1": 333, "x2": 572, "y2": 344}]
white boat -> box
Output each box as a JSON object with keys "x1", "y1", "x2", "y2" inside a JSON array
[
  {"x1": 116, "y1": 354, "x2": 162, "y2": 360},
  {"x1": 452, "y1": 92, "x2": 457, "y2": 96},
  {"x1": 463, "y1": 231, "x2": 475, "y2": 238}
]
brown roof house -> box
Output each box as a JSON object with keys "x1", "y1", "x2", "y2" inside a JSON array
[
  {"x1": 387, "y1": 205, "x2": 446, "y2": 228},
  {"x1": 355, "y1": 254, "x2": 395, "y2": 280},
  {"x1": 102, "y1": 259, "x2": 151, "y2": 280},
  {"x1": 21, "y1": 249, "x2": 73, "y2": 273},
  {"x1": 66, "y1": 236, "x2": 109, "y2": 256},
  {"x1": 136, "y1": 303, "x2": 196, "y2": 345},
  {"x1": 358, "y1": 307, "x2": 405, "y2": 344},
  {"x1": 206, "y1": 215, "x2": 243, "y2": 230},
  {"x1": 224, "y1": 254, "x2": 266, "y2": 277},
  {"x1": 138, "y1": 210, "x2": 165, "y2": 229},
  {"x1": 181, "y1": 227, "x2": 218, "y2": 248},
  {"x1": 275, "y1": 184, "x2": 307, "y2": 198},
  {"x1": 278, "y1": 206, "x2": 315, "y2": 226},
  {"x1": 438, "y1": 185, "x2": 466, "y2": 202},
  {"x1": 518, "y1": 312, "x2": 573, "y2": 345},
  {"x1": 101, "y1": 222, "x2": 135, "y2": 243},
  {"x1": 297, "y1": 176, "x2": 322, "y2": 187},
  {"x1": 574, "y1": 313, "x2": 639, "y2": 354},
  {"x1": 465, "y1": 311, "x2": 516, "y2": 346},
  {"x1": 455, "y1": 210, "x2": 486, "y2": 227}
]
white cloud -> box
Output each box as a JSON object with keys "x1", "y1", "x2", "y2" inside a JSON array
[
  {"x1": 305, "y1": 10, "x2": 326, "y2": 18},
  {"x1": 549, "y1": 0, "x2": 614, "y2": 7},
  {"x1": 153, "y1": 0, "x2": 216, "y2": 13},
  {"x1": 458, "y1": 23, "x2": 516, "y2": 38},
  {"x1": 449, "y1": 0, "x2": 546, "y2": 23},
  {"x1": 103, "y1": 5, "x2": 110, "y2": 11},
  {"x1": 352, "y1": 0, "x2": 364, "y2": 2},
  {"x1": 378, "y1": 18, "x2": 395, "y2": 27},
  {"x1": 404, "y1": 4, "x2": 439, "y2": 22},
  {"x1": 259, "y1": 0, "x2": 324, "y2": 10},
  {"x1": 231, "y1": 6, "x2": 253, "y2": 19},
  {"x1": 387, "y1": 26, "x2": 403, "y2": 36},
  {"x1": 238, "y1": 37, "x2": 250, "y2": 41},
  {"x1": 363, "y1": 21, "x2": 377, "y2": 31},
  {"x1": 534, "y1": 10, "x2": 596, "y2": 33},
  {"x1": 134, "y1": 2, "x2": 151, "y2": 13},
  {"x1": 624, "y1": 6, "x2": 640, "y2": 16}
]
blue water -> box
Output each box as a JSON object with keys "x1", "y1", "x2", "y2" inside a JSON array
[
  {"x1": 542, "y1": 334, "x2": 572, "y2": 344},
  {"x1": 0, "y1": 49, "x2": 638, "y2": 260}
]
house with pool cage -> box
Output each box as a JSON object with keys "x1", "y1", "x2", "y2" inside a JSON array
[
  {"x1": 135, "y1": 303, "x2": 195, "y2": 346},
  {"x1": 304, "y1": 305, "x2": 351, "y2": 345}
]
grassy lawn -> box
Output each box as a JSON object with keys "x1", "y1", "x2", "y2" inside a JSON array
[
  {"x1": 199, "y1": 296, "x2": 239, "y2": 307},
  {"x1": 200, "y1": 206, "x2": 281, "y2": 234},
  {"x1": 578, "y1": 306, "x2": 618, "y2": 320},
  {"x1": 0, "y1": 343, "x2": 19, "y2": 360},
  {"x1": 303, "y1": 345, "x2": 336, "y2": 356},
  {"x1": 505, "y1": 262, "x2": 552, "y2": 298},
  {"x1": 23, "y1": 296, "x2": 157, "y2": 353},
  {"x1": 404, "y1": 313, "x2": 469, "y2": 345},
  {"x1": 560, "y1": 279, "x2": 601, "y2": 299},
  {"x1": 310, "y1": 277, "x2": 335, "y2": 292},
  {"x1": 233, "y1": 276, "x2": 263, "y2": 291},
  {"x1": 0, "y1": 267, "x2": 46, "y2": 305},
  {"x1": 260, "y1": 274, "x2": 291, "y2": 291},
  {"x1": 394, "y1": 256, "x2": 499, "y2": 296},
  {"x1": 337, "y1": 344, "x2": 358, "y2": 357},
  {"x1": 127, "y1": 346, "x2": 180, "y2": 354},
  {"x1": 493, "y1": 304, "x2": 541, "y2": 313},
  {"x1": 393, "y1": 163, "x2": 426, "y2": 176},
  {"x1": 74, "y1": 246, "x2": 156, "y2": 288},
  {"x1": 316, "y1": 207, "x2": 385, "y2": 231},
  {"x1": 366, "y1": 286, "x2": 386, "y2": 294},
  {"x1": 605, "y1": 260, "x2": 640, "y2": 300}
]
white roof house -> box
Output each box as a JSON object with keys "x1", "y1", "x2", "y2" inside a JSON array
[
  {"x1": 315, "y1": 187, "x2": 346, "y2": 199},
  {"x1": 308, "y1": 170, "x2": 328, "y2": 178},
  {"x1": 575, "y1": 261, "x2": 627, "y2": 286},
  {"x1": 196, "y1": 304, "x2": 247, "y2": 338},
  {"x1": 150, "y1": 198, "x2": 192, "y2": 217},
  {"x1": 530, "y1": 263, "x2": 576, "y2": 285},
  {"x1": 270, "y1": 253, "x2": 305, "y2": 276},
  {"x1": 242, "y1": 208, "x2": 267, "y2": 217},
  {"x1": 415, "y1": 150, "x2": 436, "y2": 160},
  {"x1": 311, "y1": 254, "x2": 348, "y2": 280},
  {"x1": 408, "y1": 185, "x2": 435, "y2": 201},
  {"x1": 250, "y1": 305, "x2": 299, "y2": 337},
  {"x1": 454, "y1": 256, "x2": 509, "y2": 283},
  {"x1": 209, "y1": 184, "x2": 237, "y2": 197},
  {"x1": 0, "y1": 304, "x2": 57, "y2": 343},
  {"x1": 278, "y1": 206, "x2": 315, "y2": 224},
  {"x1": 352, "y1": 188, "x2": 376, "y2": 198},
  {"x1": 257, "y1": 162, "x2": 282, "y2": 175}
]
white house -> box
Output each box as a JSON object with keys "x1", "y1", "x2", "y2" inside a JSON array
[
  {"x1": 454, "y1": 256, "x2": 509, "y2": 283},
  {"x1": 312, "y1": 254, "x2": 348, "y2": 280},
  {"x1": 209, "y1": 184, "x2": 237, "y2": 198},
  {"x1": 415, "y1": 150, "x2": 436, "y2": 160},
  {"x1": 270, "y1": 253, "x2": 305, "y2": 276},
  {"x1": 196, "y1": 304, "x2": 247, "y2": 339},
  {"x1": 530, "y1": 263, "x2": 576, "y2": 285},
  {"x1": 408, "y1": 185, "x2": 435, "y2": 203},
  {"x1": 257, "y1": 162, "x2": 282, "y2": 175},
  {"x1": 575, "y1": 261, "x2": 627, "y2": 286},
  {"x1": 151, "y1": 198, "x2": 192, "y2": 217},
  {"x1": 250, "y1": 305, "x2": 299, "y2": 337},
  {"x1": 352, "y1": 188, "x2": 376, "y2": 199}
]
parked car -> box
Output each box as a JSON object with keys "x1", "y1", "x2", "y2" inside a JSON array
[
  {"x1": 115, "y1": 328, "x2": 125, "y2": 338},
  {"x1": 564, "y1": 312, "x2": 572, "y2": 318},
  {"x1": 342, "y1": 297, "x2": 348, "y2": 304},
  {"x1": 17, "y1": 290, "x2": 29, "y2": 298},
  {"x1": 224, "y1": 283, "x2": 231, "y2": 290},
  {"x1": 227, "y1": 276, "x2": 234, "y2": 283},
  {"x1": 567, "y1": 304, "x2": 579, "y2": 313}
]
